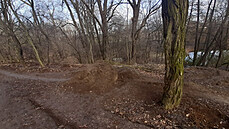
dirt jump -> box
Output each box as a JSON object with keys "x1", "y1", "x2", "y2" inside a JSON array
[{"x1": 0, "y1": 63, "x2": 229, "y2": 128}]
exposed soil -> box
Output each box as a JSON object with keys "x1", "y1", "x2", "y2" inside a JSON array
[
  {"x1": 63, "y1": 63, "x2": 118, "y2": 94},
  {"x1": 0, "y1": 63, "x2": 229, "y2": 129}
]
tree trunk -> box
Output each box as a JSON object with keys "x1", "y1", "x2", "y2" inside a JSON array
[
  {"x1": 161, "y1": 0, "x2": 188, "y2": 109},
  {"x1": 130, "y1": 6, "x2": 139, "y2": 63},
  {"x1": 11, "y1": 34, "x2": 25, "y2": 63},
  {"x1": 0, "y1": 0, "x2": 25, "y2": 64},
  {"x1": 193, "y1": 0, "x2": 200, "y2": 65},
  {"x1": 127, "y1": 0, "x2": 141, "y2": 64},
  {"x1": 197, "y1": 0, "x2": 228, "y2": 66},
  {"x1": 97, "y1": 0, "x2": 109, "y2": 60},
  {"x1": 216, "y1": 22, "x2": 229, "y2": 67},
  {"x1": 101, "y1": 24, "x2": 108, "y2": 60},
  {"x1": 9, "y1": 1, "x2": 44, "y2": 67}
]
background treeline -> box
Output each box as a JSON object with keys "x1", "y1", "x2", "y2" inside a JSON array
[{"x1": 0, "y1": 0, "x2": 228, "y2": 68}]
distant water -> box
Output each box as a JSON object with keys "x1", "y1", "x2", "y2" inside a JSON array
[{"x1": 185, "y1": 50, "x2": 228, "y2": 61}]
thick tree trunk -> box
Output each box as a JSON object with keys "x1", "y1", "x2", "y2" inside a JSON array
[
  {"x1": 130, "y1": 6, "x2": 139, "y2": 63},
  {"x1": 101, "y1": 24, "x2": 108, "y2": 60},
  {"x1": 161, "y1": 0, "x2": 188, "y2": 109},
  {"x1": 98, "y1": 0, "x2": 109, "y2": 60},
  {"x1": 127, "y1": 0, "x2": 141, "y2": 64}
]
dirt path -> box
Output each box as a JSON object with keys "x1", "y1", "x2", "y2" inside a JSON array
[
  {"x1": 0, "y1": 68, "x2": 150, "y2": 129},
  {"x1": 184, "y1": 67, "x2": 229, "y2": 106},
  {"x1": 184, "y1": 82, "x2": 229, "y2": 105},
  {"x1": 0, "y1": 69, "x2": 79, "y2": 129},
  {"x1": 0, "y1": 69, "x2": 69, "y2": 82},
  {"x1": 0, "y1": 74, "x2": 58, "y2": 129}
]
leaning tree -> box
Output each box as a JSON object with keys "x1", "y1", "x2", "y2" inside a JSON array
[{"x1": 161, "y1": 0, "x2": 189, "y2": 109}]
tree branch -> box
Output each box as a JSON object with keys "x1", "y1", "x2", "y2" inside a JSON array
[
  {"x1": 107, "y1": 0, "x2": 122, "y2": 22},
  {"x1": 81, "y1": 0, "x2": 102, "y2": 28}
]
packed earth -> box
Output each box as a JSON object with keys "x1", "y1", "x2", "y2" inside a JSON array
[{"x1": 0, "y1": 62, "x2": 229, "y2": 129}]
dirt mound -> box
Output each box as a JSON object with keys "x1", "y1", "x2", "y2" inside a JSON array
[
  {"x1": 63, "y1": 63, "x2": 143, "y2": 94},
  {"x1": 63, "y1": 63, "x2": 118, "y2": 94},
  {"x1": 117, "y1": 67, "x2": 140, "y2": 80}
]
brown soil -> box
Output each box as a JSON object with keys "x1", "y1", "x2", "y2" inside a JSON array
[
  {"x1": 63, "y1": 63, "x2": 118, "y2": 94},
  {"x1": 0, "y1": 63, "x2": 229, "y2": 129}
]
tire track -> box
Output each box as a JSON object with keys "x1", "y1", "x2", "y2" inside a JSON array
[{"x1": 28, "y1": 99, "x2": 79, "y2": 129}]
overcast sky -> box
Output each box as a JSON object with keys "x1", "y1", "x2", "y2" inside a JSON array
[{"x1": 12, "y1": 0, "x2": 227, "y2": 25}]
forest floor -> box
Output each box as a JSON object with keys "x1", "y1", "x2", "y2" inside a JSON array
[{"x1": 0, "y1": 62, "x2": 229, "y2": 129}]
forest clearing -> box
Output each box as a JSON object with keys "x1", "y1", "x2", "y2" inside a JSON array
[
  {"x1": 1, "y1": 0, "x2": 229, "y2": 128},
  {"x1": 0, "y1": 63, "x2": 228, "y2": 128}
]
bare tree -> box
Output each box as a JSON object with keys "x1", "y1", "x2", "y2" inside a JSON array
[
  {"x1": 197, "y1": 0, "x2": 229, "y2": 66},
  {"x1": 81, "y1": 0, "x2": 121, "y2": 60},
  {"x1": 127, "y1": 0, "x2": 160, "y2": 63},
  {"x1": 0, "y1": 0, "x2": 25, "y2": 63},
  {"x1": 8, "y1": 0, "x2": 45, "y2": 67},
  {"x1": 19, "y1": 0, "x2": 54, "y2": 65}
]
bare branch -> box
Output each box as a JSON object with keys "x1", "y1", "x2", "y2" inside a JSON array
[
  {"x1": 135, "y1": 0, "x2": 161, "y2": 39},
  {"x1": 107, "y1": 0, "x2": 122, "y2": 22},
  {"x1": 19, "y1": 0, "x2": 31, "y2": 7},
  {"x1": 127, "y1": 0, "x2": 134, "y2": 8},
  {"x1": 80, "y1": 0, "x2": 102, "y2": 28}
]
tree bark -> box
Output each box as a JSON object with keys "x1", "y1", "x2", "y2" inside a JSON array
[
  {"x1": 129, "y1": 0, "x2": 140, "y2": 63},
  {"x1": 97, "y1": 0, "x2": 109, "y2": 60},
  {"x1": 161, "y1": 0, "x2": 188, "y2": 109}
]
